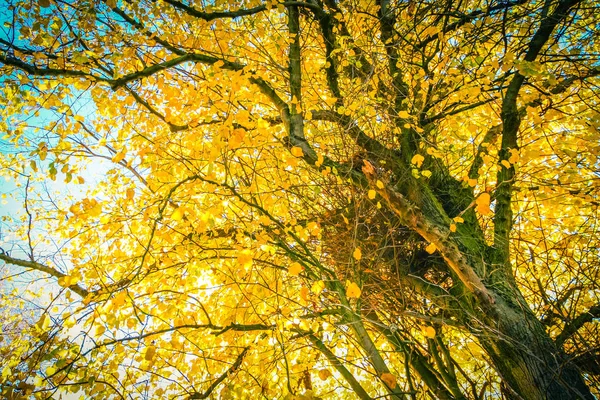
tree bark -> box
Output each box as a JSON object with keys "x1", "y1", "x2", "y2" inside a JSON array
[{"x1": 477, "y1": 290, "x2": 593, "y2": 400}]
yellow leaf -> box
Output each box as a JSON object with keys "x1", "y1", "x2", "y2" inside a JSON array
[
  {"x1": 468, "y1": 178, "x2": 477, "y2": 187},
  {"x1": 380, "y1": 372, "x2": 397, "y2": 389},
  {"x1": 95, "y1": 325, "x2": 106, "y2": 336},
  {"x1": 126, "y1": 188, "x2": 135, "y2": 201},
  {"x1": 1, "y1": 367, "x2": 12, "y2": 380},
  {"x1": 63, "y1": 316, "x2": 77, "y2": 329},
  {"x1": 376, "y1": 180, "x2": 384, "y2": 189},
  {"x1": 368, "y1": 189, "x2": 376, "y2": 199},
  {"x1": 311, "y1": 280, "x2": 325, "y2": 295},
  {"x1": 361, "y1": 160, "x2": 375, "y2": 175},
  {"x1": 300, "y1": 286, "x2": 310, "y2": 301},
  {"x1": 58, "y1": 274, "x2": 78, "y2": 287},
  {"x1": 112, "y1": 150, "x2": 126, "y2": 164},
  {"x1": 291, "y1": 146, "x2": 303, "y2": 157},
  {"x1": 450, "y1": 223, "x2": 457, "y2": 232},
  {"x1": 501, "y1": 159, "x2": 511, "y2": 169},
  {"x1": 171, "y1": 208, "x2": 184, "y2": 221},
  {"x1": 476, "y1": 192, "x2": 491, "y2": 216},
  {"x1": 36, "y1": 314, "x2": 50, "y2": 331},
  {"x1": 315, "y1": 153, "x2": 324, "y2": 167},
  {"x1": 288, "y1": 262, "x2": 304, "y2": 276},
  {"x1": 237, "y1": 251, "x2": 253, "y2": 267},
  {"x1": 453, "y1": 216, "x2": 464, "y2": 223},
  {"x1": 318, "y1": 369, "x2": 332, "y2": 381},
  {"x1": 145, "y1": 345, "x2": 156, "y2": 361},
  {"x1": 411, "y1": 154, "x2": 424, "y2": 168},
  {"x1": 421, "y1": 170, "x2": 432, "y2": 178},
  {"x1": 353, "y1": 247, "x2": 362, "y2": 261},
  {"x1": 508, "y1": 148, "x2": 520, "y2": 164},
  {"x1": 422, "y1": 326, "x2": 436, "y2": 338},
  {"x1": 112, "y1": 291, "x2": 127, "y2": 307},
  {"x1": 346, "y1": 281, "x2": 361, "y2": 298},
  {"x1": 425, "y1": 242, "x2": 437, "y2": 254},
  {"x1": 398, "y1": 110, "x2": 409, "y2": 119}
]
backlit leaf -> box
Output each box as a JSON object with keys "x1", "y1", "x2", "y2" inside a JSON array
[
  {"x1": 381, "y1": 372, "x2": 397, "y2": 389},
  {"x1": 288, "y1": 262, "x2": 304, "y2": 276},
  {"x1": 425, "y1": 242, "x2": 437, "y2": 254},
  {"x1": 346, "y1": 281, "x2": 361, "y2": 298},
  {"x1": 476, "y1": 193, "x2": 492, "y2": 216}
]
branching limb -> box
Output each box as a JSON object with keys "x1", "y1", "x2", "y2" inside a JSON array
[
  {"x1": 416, "y1": 0, "x2": 528, "y2": 50},
  {"x1": 0, "y1": 51, "x2": 243, "y2": 89},
  {"x1": 0, "y1": 53, "x2": 95, "y2": 79},
  {"x1": 305, "y1": 333, "x2": 373, "y2": 400},
  {"x1": 343, "y1": 310, "x2": 409, "y2": 399},
  {"x1": 287, "y1": 4, "x2": 305, "y2": 144},
  {"x1": 555, "y1": 303, "x2": 600, "y2": 346},
  {"x1": 0, "y1": 253, "x2": 89, "y2": 297},
  {"x1": 367, "y1": 177, "x2": 494, "y2": 306},
  {"x1": 370, "y1": 316, "x2": 458, "y2": 400},
  {"x1": 494, "y1": 0, "x2": 583, "y2": 261}
]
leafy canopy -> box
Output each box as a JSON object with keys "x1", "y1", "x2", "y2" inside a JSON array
[{"x1": 0, "y1": 0, "x2": 599, "y2": 398}]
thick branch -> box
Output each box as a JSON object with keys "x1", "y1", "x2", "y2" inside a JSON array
[
  {"x1": 0, "y1": 253, "x2": 89, "y2": 297},
  {"x1": 312, "y1": 5, "x2": 342, "y2": 101},
  {"x1": 494, "y1": 0, "x2": 583, "y2": 260},
  {"x1": 369, "y1": 180, "x2": 494, "y2": 306},
  {"x1": 347, "y1": 313, "x2": 408, "y2": 399},
  {"x1": 161, "y1": 0, "x2": 267, "y2": 21},
  {"x1": 161, "y1": 0, "x2": 320, "y2": 22},
  {"x1": 0, "y1": 54, "x2": 93, "y2": 79},
  {"x1": 555, "y1": 303, "x2": 600, "y2": 346},
  {"x1": 377, "y1": 0, "x2": 409, "y2": 114},
  {"x1": 0, "y1": 52, "x2": 243, "y2": 90},
  {"x1": 468, "y1": 124, "x2": 502, "y2": 180},
  {"x1": 110, "y1": 54, "x2": 244, "y2": 89},
  {"x1": 310, "y1": 110, "x2": 408, "y2": 176},
  {"x1": 97, "y1": 324, "x2": 275, "y2": 350},
  {"x1": 287, "y1": 4, "x2": 305, "y2": 143},
  {"x1": 124, "y1": 86, "x2": 188, "y2": 132},
  {"x1": 306, "y1": 333, "x2": 373, "y2": 400}
]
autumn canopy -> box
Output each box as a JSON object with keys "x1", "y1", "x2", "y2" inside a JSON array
[{"x1": 0, "y1": 0, "x2": 599, "y2": 398}]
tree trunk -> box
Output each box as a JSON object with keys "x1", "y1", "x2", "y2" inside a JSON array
[{"x1": 478, "y1": 291, "x2": 593, "y2": 400}]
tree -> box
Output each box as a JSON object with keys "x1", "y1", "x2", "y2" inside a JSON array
[{"x1": 0, "y1": 0, "x2": 599, "y2": 398}]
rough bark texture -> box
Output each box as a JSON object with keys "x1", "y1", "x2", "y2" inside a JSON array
[{"x1": 479, "y1": 291, "x2": 593, "y2": 399}]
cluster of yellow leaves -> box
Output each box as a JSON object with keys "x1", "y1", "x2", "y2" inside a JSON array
[
  {"x1": 69, "y1": 198, "x2": 103, "y2": 219},
  {"x1": 1, "y1": 0, "x2": 598, "y2": 398}
]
